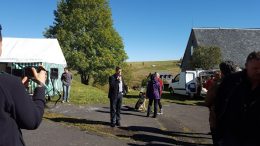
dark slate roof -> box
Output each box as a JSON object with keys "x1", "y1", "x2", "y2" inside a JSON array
[{"x1": 193, "y1": 28, "x2": 260, "y2": 68}]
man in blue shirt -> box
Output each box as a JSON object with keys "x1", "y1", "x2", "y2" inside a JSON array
[{"x1": 61, "y1": 67, "x2": 72, "y2": 103}]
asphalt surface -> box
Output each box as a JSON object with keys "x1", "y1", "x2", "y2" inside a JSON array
[{"x1": 23, "y1": 101, "x2": 213, "y2": 146}]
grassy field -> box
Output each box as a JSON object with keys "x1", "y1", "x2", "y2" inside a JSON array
[
  {"x1": 49, "y1": 60, "x2": 204, "y2": 106},
  {"x1": 127, "y1": 60, "x2": 181, "y2": 87}
]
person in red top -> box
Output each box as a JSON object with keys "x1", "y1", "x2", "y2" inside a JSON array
[
  {"x1": 205, "y1": 75, "x2": 214, "y2": 90},
  {"x1": 156, "y1": 72, "x2": 163, "y2": 114}
]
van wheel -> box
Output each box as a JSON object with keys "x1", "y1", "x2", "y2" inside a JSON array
[{"x1": 169, "y1": 88, "x2": 174, "y2": 95}]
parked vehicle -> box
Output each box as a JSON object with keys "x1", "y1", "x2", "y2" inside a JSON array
[
  {"x1": 168, "y1": 70, "x2": 214, "y2": 98},
  {"x1": 159, "y1": 73, "x2": 174, "y2": 90}
]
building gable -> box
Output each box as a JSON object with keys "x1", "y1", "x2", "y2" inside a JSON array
[{"x1": 181, "y1": 28, "x2": 260, "y2": 70}]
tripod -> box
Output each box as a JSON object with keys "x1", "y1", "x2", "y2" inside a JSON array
[{"x1": 45, "y1": 78, "x2": 62, "y2": 107}]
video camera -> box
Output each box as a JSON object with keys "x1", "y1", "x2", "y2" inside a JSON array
[
  {"x1": 24, "y1": 66, "x2": 46, "y2": 78},
  {"x1": 12, "y1": 66, "x2": 46, "y2": 79}
]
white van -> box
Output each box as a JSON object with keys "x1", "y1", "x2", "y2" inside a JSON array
[{"x1": 168, "y1": 70, "x2": 214, "y2": 98}]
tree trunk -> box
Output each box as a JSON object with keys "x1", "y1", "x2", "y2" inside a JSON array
[
  {"x1": 86, "y1": 74, "x2": 90, "y2": 85},
  {"x1": 80, "y1": 72, "x2": 90, "y2": 85}
]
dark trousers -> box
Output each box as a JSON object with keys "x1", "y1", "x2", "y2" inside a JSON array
[
  {"x1": 147, "y1": 98, "x2": 158, "y2": 117},
  {"x1": 210, "y1": 127, "x2": 219, "y2": 146},
  {"x1": 110, "y1": 93, "x2": 123, "y2": 124},
  {"x1": 158, "y1": 99, "x2": 162, "y2": 109}
]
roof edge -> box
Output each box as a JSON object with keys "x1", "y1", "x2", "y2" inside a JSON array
[{"x1": 192, "y1": 27, "x2": 260, "y2": 31}]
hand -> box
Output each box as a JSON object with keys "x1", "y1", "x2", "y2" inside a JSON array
[
  {"x1": 117, "y1": 75, "x2": 122, "y2": 81},
  {"x1": 21, "y1": 76, "x2": 29, "y2": 85},
  {"x1": 32, "y1": 67, "x2": 47, "y2": 86}
]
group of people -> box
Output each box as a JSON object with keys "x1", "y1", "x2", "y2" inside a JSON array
[
  {"x1": 205, "y1": 52, "x2": 260, "y2": 146},
  {"x1": 1, "y1": 23, "x2": 260, "y2": 146},
  {"x1": 108, "y1": 51, "x2": 260, "y2": 146},
  {"x1": 146, "y1": 72, "x2": 163, "y2": 118},
  {"x1": 108, "y1": 68, "x2": 164, "y2": 127}
]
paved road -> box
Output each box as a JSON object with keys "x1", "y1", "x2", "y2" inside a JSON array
[{"x1": 23, "y1": 102, "x2": 213, "y2": 146}]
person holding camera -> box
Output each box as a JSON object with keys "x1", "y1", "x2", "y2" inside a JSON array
[
  {"x1": 108, "y1": 66, "x2": 127, "y2": 127},
  {"x1": 0, "y1": 24, "x2": 47, "y2": 146}
]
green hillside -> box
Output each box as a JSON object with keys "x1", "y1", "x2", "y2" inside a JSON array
[
  {"x1": 51, "y1": 61, "x2": 203, "y2": 106},
  {"x1": 127, "y1": 60, "x2": 181, "y2": 87},
  {"x1": 69, "y1": 72, "x2": 108, "y2": 104}
]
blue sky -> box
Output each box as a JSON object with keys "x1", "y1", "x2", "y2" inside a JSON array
[{"x1": 1, "y1": 0, "x2": 260, "y2": 62}]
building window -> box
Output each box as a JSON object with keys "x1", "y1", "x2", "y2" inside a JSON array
[{"x1": 191, "y1": 45, "x2": 194, "y2": 56}]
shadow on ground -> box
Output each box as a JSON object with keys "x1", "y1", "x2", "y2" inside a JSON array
[
  {"x1": 45, "y1": 116, "x2": 110, "y2": 126},
  {"x1": 96, "y1": 107, "x2": 147, "y2": 118},
  {"x1": 119, "y1": 126, "x2": 212, "y2": 146}
]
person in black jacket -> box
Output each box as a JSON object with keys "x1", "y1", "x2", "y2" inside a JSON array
[
  {"x1": 0, "y1": 24, "x2": 47, "y2": 146},
  {"x1": 215, "y1": 51, "x2": 260, "y2": 146},
  {"x1": 108, "y1": 66, "x2": 126, "y2": 127}
]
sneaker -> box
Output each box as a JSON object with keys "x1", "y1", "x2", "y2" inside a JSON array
[
  {"x1": 158, "y1": 109, "x2": 163, "y2": 115},
  {"x1": 61, "y1": 100, "x2": 65, "y2": 103},
  {"x1": 66, "y1": 100, "x2": 70, "y2": 103}
]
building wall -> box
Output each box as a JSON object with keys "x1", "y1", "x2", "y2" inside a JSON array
[{"x1": 181, "y1": 30, "x2": 198, "y2": 71}]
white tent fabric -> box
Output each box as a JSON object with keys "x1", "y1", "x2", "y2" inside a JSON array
[{"x1": 0, "y1": 37, "x2": 67, "y2": 66}]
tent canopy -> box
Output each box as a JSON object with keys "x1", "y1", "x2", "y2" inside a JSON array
[{"x1": 0, "y1": 37, "x2": 67, "y2": 66}]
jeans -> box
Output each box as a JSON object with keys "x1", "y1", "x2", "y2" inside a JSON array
[
  {"x1": 110, "y1": 93, "x2": 123, "y2": 124},
  {"x1": 62, "y1": 85, "x2": 71, "y2": 101}
]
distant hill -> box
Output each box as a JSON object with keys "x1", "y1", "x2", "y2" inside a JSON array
[{"x1": 127, "y1": 60, "x2": 181, "y2": 87}]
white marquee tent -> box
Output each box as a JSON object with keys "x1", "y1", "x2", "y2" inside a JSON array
[
  {"x1": 0, "y1": 37, "x2": 67, "y2": 96},
  {"x1": 0, "y1": 37, "x2": 66, "y2": 65}
]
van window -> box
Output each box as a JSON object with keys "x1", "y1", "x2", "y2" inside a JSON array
[{"x1": 173, "y1": 74, "x2": 180, "y2": 82}]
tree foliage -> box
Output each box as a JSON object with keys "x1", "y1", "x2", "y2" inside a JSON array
[
  {"x1": 44, "y1": 0, "x2": 128, "y2": 85},
  {"x1": 191, "y1": 46, "x2": 221, "y2": 70}
]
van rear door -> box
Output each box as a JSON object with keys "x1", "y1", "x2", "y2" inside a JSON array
[
  {"x1": 172, "y1": 73, "x2": 185, "y2": 95},
  {"x1": 186, "y1": 72, "x2": 196, "y2": 94}
]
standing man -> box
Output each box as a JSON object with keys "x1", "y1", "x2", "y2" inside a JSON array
[
  {"x1": 205, "y1": 61, "x2": 237, "y2": 146},
  {"x1": 108, "y1": 66, "x2": 126, "y2": 127},
  {"x1": 61, "y1": 67, "x2": 72, "y2": 103},
  {"x1": 215, "y1": 51, "x2": 260, "y2": 146}
]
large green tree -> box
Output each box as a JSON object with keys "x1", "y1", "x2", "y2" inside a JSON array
[
  {"x1": 44, "y1": 0, "x2": 128, "y2": 85},
  {"x1": 191, "y1": 46, "x2": 221, "y2": 70}
]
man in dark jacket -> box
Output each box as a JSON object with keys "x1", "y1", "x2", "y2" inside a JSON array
[
  {"x1": 215, "y1": 51, "x2": 260, "y2": 146},
  {"x1": 108, "y1": 66, "x2": 126, "y2": 127},
  {"x1": 205, "y1": 61, "x2": 237, "y2": 146},
  {"x1": 0, "y1": 24, "x2": 47, "y2": 146}
]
